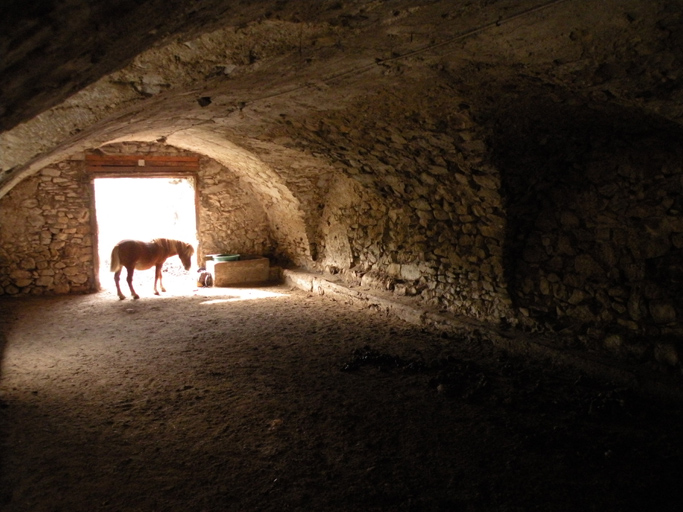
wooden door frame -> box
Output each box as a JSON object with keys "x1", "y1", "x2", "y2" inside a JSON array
[{"x1": 86, "y1": 154, "x2": 200, "y2": 291}]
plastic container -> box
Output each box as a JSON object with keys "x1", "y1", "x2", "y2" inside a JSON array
[{"x1": 213, "y1": 254, "x2": 240, "y2": 262}]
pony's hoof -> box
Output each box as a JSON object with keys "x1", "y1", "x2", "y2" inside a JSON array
[
  {"x1": 154, "y1": 291, "x2": 160, "y2": 296},
  {"x1": 118, "y1": 296, "x2": 125, "y2": 301},
  {"x1": 133, "y1": 295, "x2": 140, "y2": 300}
]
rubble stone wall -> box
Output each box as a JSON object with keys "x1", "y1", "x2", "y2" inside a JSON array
[
  {"x1": 285, "y1": 88, "x2": 515, "y2": 324},
  {"x1": 0, "y1": 142, "x2": 275, "y2": 295},
  {"x1": 279, "y1": 84, "x2": 683, "y2": 372},
  {"x1": 97, "y1": 142, "x2": 275, "y2": 266},
  {"x1": 0, "y1": 161, "x2": 94, "y2": 295},
  {"x1": 3, "y1": 114, "x2": 683, "y2": 372},
  {"x1": 196, "y1": 156, "x2": 275, "y2": 264},
  {"x1": 508, "y1": 135, "x2": 683, "y2": 359}
]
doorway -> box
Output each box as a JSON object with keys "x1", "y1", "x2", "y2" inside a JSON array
[{"x1": 93, "y1": 177, "x2": 198, "y2": 294}]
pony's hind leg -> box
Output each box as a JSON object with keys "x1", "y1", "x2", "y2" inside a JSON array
[
  {"x1": 126, "y1": 267, "x2": 140, "y2": 299},
  {"x1": 114, "y1": 270, "x2": 126, "y2": 300}
]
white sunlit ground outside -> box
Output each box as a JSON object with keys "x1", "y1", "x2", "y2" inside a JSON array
[{"x1": 93, "y1": 177, "x2": 199, "y2": 296}]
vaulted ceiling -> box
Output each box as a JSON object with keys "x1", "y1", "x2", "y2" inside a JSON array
[{"x1": 2, "y1": 0, "x2": 682, "y2": 197}]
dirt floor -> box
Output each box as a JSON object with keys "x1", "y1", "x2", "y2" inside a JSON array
[{"x1": 1, "y1": 271, "x2": 683, "y2": 512}]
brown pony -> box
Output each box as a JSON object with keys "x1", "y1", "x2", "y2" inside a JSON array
[{"x1": 110, "y1": 238, "x2": 194, "y2": 300}]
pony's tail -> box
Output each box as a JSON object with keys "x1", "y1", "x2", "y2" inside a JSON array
[{"x1": 110, "y1": 245, "x2": 121, "y2": 272}]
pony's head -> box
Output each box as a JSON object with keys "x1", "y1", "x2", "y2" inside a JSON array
[{"x1": 178, "y1": 242, "x2": 195, "y2": 271}]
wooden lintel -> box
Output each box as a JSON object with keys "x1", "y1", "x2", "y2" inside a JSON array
[
  {"x1": 85, "y1": 154, "x2": 200, "y2": 173},
  {"x1": 87, "y1": 166, "x2": 197, "y2": 176}
]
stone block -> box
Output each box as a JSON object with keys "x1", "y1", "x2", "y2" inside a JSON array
[
  {"x1": 207, "y1": 256, "x2": 270, "y2": 286},
  {"x1": 654, "y1": 343, "x2": 679, "y2": 367},
  {"x1": 10, "y1": 269, "x2": 31, "y2": 279},
  {"x1": 649, "y1": 300, "x2": 677, "y2": 324}
]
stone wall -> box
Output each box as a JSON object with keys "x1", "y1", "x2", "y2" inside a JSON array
[
  {"x1": 196, "y1": 157, "x2": 274, "y2": 263},
  {"x1": 507, "y1": 135, "x2": 683, "y2": 358},
  {"x1": 96, "y1": 142, "x2": 275, "y2": 266},
  {"x1": 281, "y1": 86, "x2": 515, "y2": 324},
  {"x1": 3, "y1": 98, "x2": 683, "y2": 370},
  {"x1": 0, "y1": 161, "x2": 94, "y2": 295},
  {"x1": 0, "y1": 142, "x2": 275, "y2": 295},
  {"x1": 275, "y1": 81, "x2": 683, "y2": 371}
]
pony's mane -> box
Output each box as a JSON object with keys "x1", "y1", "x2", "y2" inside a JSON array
[
  {"x1": 152, "y1": 238, "x2": 194, "y2": 256},
  {"x1": 152, "y1": 238, "x2": 173, "y2": 251}
]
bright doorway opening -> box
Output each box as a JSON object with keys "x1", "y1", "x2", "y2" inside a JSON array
[{"x1": 93, "y1": 177, "x2": 198, "y2": 295}]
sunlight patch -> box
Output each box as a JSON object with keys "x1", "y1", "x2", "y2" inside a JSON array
[{"x1": 199, "y1": 288, "x2": 287, "y2": 304}]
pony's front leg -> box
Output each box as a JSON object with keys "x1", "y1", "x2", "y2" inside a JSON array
[
  {"x1": 114, "y1": 270, "x2": 126, "y2": 300},
  {"x1": 126, "y1": 267, "x2": 140, "y2": 299},
  {"x1": 154, "y1": 264, "x2": 166, "y2": 295}
]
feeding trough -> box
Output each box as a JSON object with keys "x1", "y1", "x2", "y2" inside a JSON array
[
  {"x1": 211, "y1": 254, "x2": 240, "y2": 262},
  {"x1": 205, "y1": 254, "x2": 270, "y2": 286}
]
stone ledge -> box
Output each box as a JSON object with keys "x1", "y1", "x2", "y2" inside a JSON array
[{"x1": 283, "y1": 268, "x2": 683, "y2": 403}]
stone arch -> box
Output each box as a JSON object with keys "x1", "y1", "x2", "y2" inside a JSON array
[
  {"x1": 164, "y1": 128, "x2": 314, "y2": 266},
  {"x1": 2, "y1": 125, "x2": 319, "y2": 271}
]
